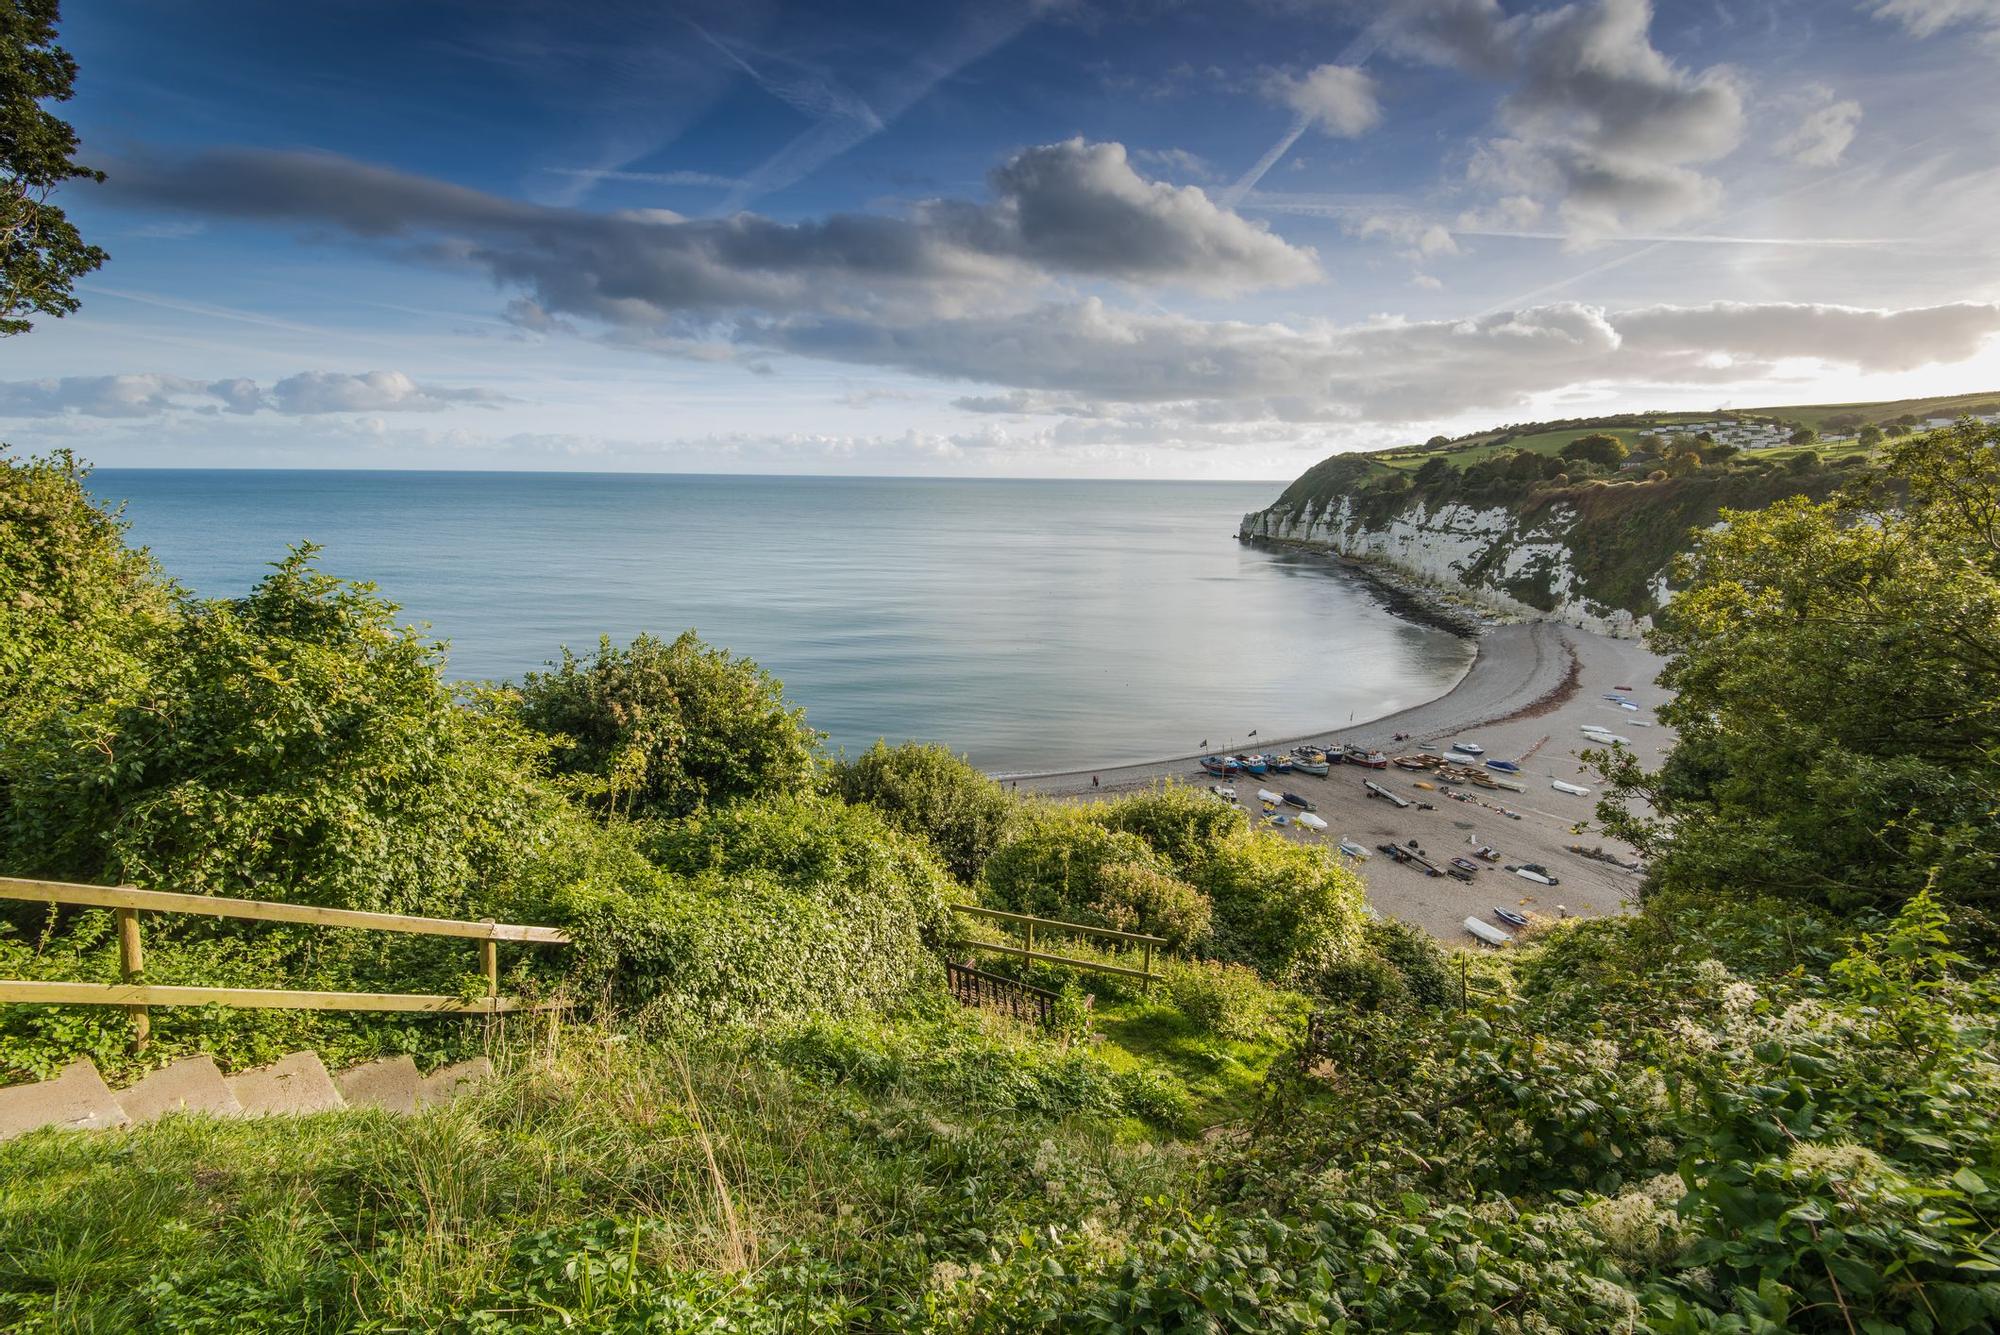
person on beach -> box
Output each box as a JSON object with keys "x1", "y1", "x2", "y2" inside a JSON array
[{"x1": 1092, "y1": 775, "x2": 1099, "y2": 788}]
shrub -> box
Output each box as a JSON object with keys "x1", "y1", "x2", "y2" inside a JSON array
[
  {"x1": 1189, "y1": 831, "x2": 1367, "y2": 979},
  {"x1": 981, "y1": 805, "x2": 1161, "y2": 923},
  {"x1": 1088, "y1": 862, "x2": 1211, "y2": 949},
  {"x1": 1163, "y1": 957, "x2": 1274, "y2": 1041},
  {"x1": 831, "y1": 740, "x2": 1016, "y2": 883},
  {"x1": 1097, "y1": 782, "x2": 1243, "y2": 876},
  {"x1": 518, "y1": 630, "x2": 820, "y2": 819},
  {"x1": 1364, "y1": 917, "x2": 1454, "y2": 1009},
  {"x1": 1297, "y1": 954, "x2": 1409, "y2": 1013}
]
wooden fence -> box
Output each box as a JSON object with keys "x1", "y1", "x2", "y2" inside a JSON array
[
  {"x1": 950, "y1": 903, "x2": 1165, "y2": 990},
  {"x1": 945, "y1": 961, "x2": 1059, "y2": 1026},
  {"x1": 0, "y1": 876, "x2": 571, "y2": 1050}
]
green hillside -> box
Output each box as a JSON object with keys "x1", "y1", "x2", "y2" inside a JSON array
[{"x1": 6, "y1": 427, "x2": 2000, "y2": 1331}]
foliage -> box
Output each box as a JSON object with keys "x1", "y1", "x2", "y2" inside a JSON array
[
  {"x1": 1562, "y1": 431, "x2": 1629, "y2": 466},
  {"x1": 0, "y1": 0, "x2": 105, "y2": 334},
  {"x1": 1189, "y1": 830, "x2": 1367, "y2": 981},
  {"x1": 1600, "y1": 419, "x2": 2000, "y2": 919},
  {"x1": 1161, "y1": 957, "x2": 1275, "y2": 1042},
  {"x1": 979, "y1": 803, "x2": 1160, "y2": 924},
  {"x1": 1094, "y1": 781, "x2": 1243, "y2": 877},
  {"x1": 569, "y1": 795, "x2": 952, "y2": 1028},
  {"x1": 831, "y1": 739, "x2": 1016, "y2": 883},
  {"x1": 518, "y1": 631, "x2": 820, "y2": 819},
  {"x1": 1362, "y1": 915, "x2": 1454, "y2": 1009},
  {"x1": 1086, "y1": 860, "x2": 1210, "y2": 949}
]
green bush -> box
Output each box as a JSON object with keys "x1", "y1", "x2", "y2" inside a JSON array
[
  {"x1": 1363, "y1": 917, "x2": 1454, "y2": 1009},
  {"x1": 831, "y1": 739, "x2": 1016, "y2": 883},
  {"x1": 1096, "y1": 782, "x2": 1243, "y2": 877},
  {"x1": 1163, "y1": 957, "x2": 1274, "y2": 1041},
  {"x1": 1087, "y1": 861, "x2": 1211, "y2": 948},
  {"x1": 518, "y1": 630, "x2": 821, "y2": 819},
  {"x1": 981, "y1": 804, "x2": 1160, "y2": 923},
  {"x1": 1189, "y1": 831, "x2": 1367, "y2": 980}
]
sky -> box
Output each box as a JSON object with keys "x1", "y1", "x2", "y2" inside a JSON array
[{"x1": 7, "y1": 0, "x2": 2000, "y2": 477}]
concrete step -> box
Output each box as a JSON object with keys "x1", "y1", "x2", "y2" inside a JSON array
[
  {"x1": 0, "y1": 1058, "x2": 128, "y2": 1141},
  {"x1": 335, "y1": 1054, "x2": 421, "y2": 1113},
  {"x1": 0, "y1": 1049, "x2": 496, "y2": 1140},
  {"x1": 225, "y1": 1051, "x2": 344, "y2": 1117},
  {"x1": 418, "y1": 1056, "x2": 492, "y2": 1108},
  {"x1": 118, "y1": 1054, "x2": 242, "y2": 1125}
]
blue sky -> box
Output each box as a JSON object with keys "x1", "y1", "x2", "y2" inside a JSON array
[{"x1": 7, "y1": 0, "x2": 2000, "y2": 476}]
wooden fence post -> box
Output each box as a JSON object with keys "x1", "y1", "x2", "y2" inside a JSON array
[
  {"x1": 480, "y1": 921, "x2": 499, "y2": 1011},
  {"x1": 115, "y1": 905, "x2": 149, "y2": 1051},
  {"x1": 1142, "y1": 940, "x2": 1154, "y2": 995}
]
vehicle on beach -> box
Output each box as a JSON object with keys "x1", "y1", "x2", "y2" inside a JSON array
[
  {"x1": 1484, "y1": 759, "x2": 1520, "y2": 774},
  {"x1": 1451, "y1": 741, "x2": 1485, "y2": 755},
  {"x1": 1465, "y1": 916, "x2": 1512, "y2": 945},
  {"x1": 1207, "y1": 784, "x2": 1236, "y2": 800},
  {"x1": 1362, "y1": 779, "x2": 1410, "y2": 808},
  {"x1": 1493, "y1": 906, "x2": 1530, "y2": 928},
  {"x1": 1281, "y1": 792, "x2": 1314, "y2": 810},
  {"x1": 1473, "y1": 845, "x2": 1501, "y2": 861}
]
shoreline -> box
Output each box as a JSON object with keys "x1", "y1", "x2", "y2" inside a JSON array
[{"x1": 1002, "y1": 620, "x2": 1576, "y2": 794}]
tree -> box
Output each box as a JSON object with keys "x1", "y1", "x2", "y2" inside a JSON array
[
  {"x1": 518, "y1": 631, "x2": 821, "y2": 819},
  {"x1": 1599, "y1": 420, "x2": 2000, "y2": 921},
  {"x1": 1788, "y1": 426, "x2": 1819, "y2": 447},
  {"x1": 1, "y1": 0, "x2": 106, "y2": 335},
  {"x1": 1413, "y1": 456, "x2": 1453, "y2": 487},
  {"x1": 832, "y1": 739, "x2": 1016, "y2": 883},
  {"x1": 1559, "y1": 433, "x2": 1628, "y2": 467},
  {"x1": 1859, "y1": 424, "x2": 1885, "y2": 448},
  {"x1": 1423, "y1": 435, "x2": 1451, "y2": 449}
]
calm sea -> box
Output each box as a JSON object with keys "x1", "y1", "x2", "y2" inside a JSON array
[{"x1": 87, "y1": 472, "x2": 1474, "y2": 773}]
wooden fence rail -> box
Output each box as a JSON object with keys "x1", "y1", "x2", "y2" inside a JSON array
[
  {"x1": 945, "y1": 961, "x2": 1059, "y2": 1026},
  {"x1": 0, "y1": 876, "x2": 571, "y2": 1050},
  {"x1": 949, "y1": 903, "x2": 1166, "y2": 989}
]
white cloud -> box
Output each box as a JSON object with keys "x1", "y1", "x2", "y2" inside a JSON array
[
  {"x1": 1264, "y1": 64, "x2": 1383, "y2": 137},
  {"x1": 0, "y1": 371, "x2": 512, "y2": 419},
  {"x1": 1866, "y1": 0, "x2": 2000, "y2": 43},
  {"x1": 1776, "y1": 97, "x2": 1863, "y2": 168},
  {"x1": 117, "y1": 138, "x2": 1322, "y2": 325}
]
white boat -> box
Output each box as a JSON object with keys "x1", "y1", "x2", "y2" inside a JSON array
[
  {"x1": 1338, "y1": 838, "x2": 1370, "y2": 860},
  {"x1": 1514, "y1": 867, "x2": 1556, "y2": 886},
  {"x1": 1552, "y1": 780, "x2": 1592, "y2": 796},
  {"x1": 1617, "y1": 701, "x2": 1639, "y2": 711},
  {"x1": 1580, "y1": 727, "x2": 1632, "y2": 745},
  {"x1": 1464, "y1": 916, "x2": 1513, "y2": 946},
  {"x1": 1211, "y1": 784, "x2": 1237, "y2": 799},
  {"x1": 1451, "y1": 741, "x2": 1486, "y2": 756},
  {"x1": 1296, "y1": 812, "x2": 1328, "y2": 831},
  {"x1": 1258, "y1": 788, "x2": 1283, "y2": 805}
]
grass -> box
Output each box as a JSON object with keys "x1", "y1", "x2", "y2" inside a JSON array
[
  {"x1": 0, "y1": 1016, "x2": 1201, "y2": 1331},
  {"x1": 1089, "y1": 996, "x2": 1305, "y2": 1127},
  {"x1": 1750, "y1": 389, "x2": 2000, "y2": 431}
]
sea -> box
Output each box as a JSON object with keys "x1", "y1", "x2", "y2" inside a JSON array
[{"x1": 87, "y1": 471, "x2": 1475, "y2": 774}]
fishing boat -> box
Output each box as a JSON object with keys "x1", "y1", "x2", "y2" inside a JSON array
[
  {"x1": 1269, "y1": 755, "x2": 1295, "y2": 774},
  {"x1": 1465, "y1": 917, "x2": 1512, "y2": 946},
  {"x1": 1484, "y1": 759, "x2": 1521, "y2": 773},
  {"x1": 1297, "y1": 812, "x2": 1328, "y2": 831},
  {"x1": 1551, "y1": 780, "x2": 1592, "y2": 796},
  {"x1": 1452, "y1": 741, "x2": 1486, "y2": 756},
  {"x1": 1289, "y1": 748, "x2": 1331, "y2": 775},
  {"x1": 1338, "y1": 838, "x2": 1369, "y2": 859},
  {"x1": 1281, "y1": 792, "x2": 1314, "y2": 811},
  {"x1": 1237, "y1": 754, "x2": 1268, "y2": 775},
  {"x1": 1493, "y1": 906, "x2": 1530, "y2": 928},
  {"x1": 1392, "y1": 755, "x2": 1432, "y2": 771},
  {"x1": 1342, "y1": 746, "x2": 1389, "y2": 769},
  {"x1": 1200, "y1": 755, "x2": 1234, "y2": 777},
  {"x1": 1450, "y1": 856, "x2": 1482, "y2": 874}
]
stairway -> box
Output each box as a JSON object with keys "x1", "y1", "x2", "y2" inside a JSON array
[{"x1": 0, "y1": 1051, "x2": 492, "y2": 1141}]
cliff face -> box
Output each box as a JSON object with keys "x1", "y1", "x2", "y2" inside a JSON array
[{"x1": 1240, "y1": 493, "x2": 1656, "y2": 638}]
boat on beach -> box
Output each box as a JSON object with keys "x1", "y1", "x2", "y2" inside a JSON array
[
  {"x1": 1493, "y1": 906, "x2": 1530, "y2": 928},
  {"x1": 1465, "y1": 916, "x2": 1512, "y2": 946},
  {"x1": 1269, "y1": 755, "x2": 1295, "y2": 774},
  {"x1": 1484, "y1": 759, "x2": 1521, "y2": 773},
  {"x1": 1238, "y1": 754, "x2": 1268, "y2": 775},
  {"x1": 1257, "y1": 788, "x2": 1283, "y2": 806},
  {"x1": 1342, "y1": 746, "x2": 1389, "y2": 769},
  {"x1": 1281, "y1": 792, "x2": 1314, "y2": 810},
  {"x1": 1297, "y1": 812, "x2": 1328, "y2": 831},
  {"x1": 1289, "y1": 747, "x2": 1331, "y2": 775},
  {"x1": 1200, "y1": 755, "x2": 1236, "y2": 777},
  {"x1": 1338, "y1": 838, "x2": 1369, "y2": 859},
  {"x1": 1552, "y1": 780, "x2": 1592, "y2": 796}
]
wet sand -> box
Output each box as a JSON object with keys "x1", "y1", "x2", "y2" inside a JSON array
[{"x1": 1008, "y1": 623, "x2": 1670, "y2": 942}]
